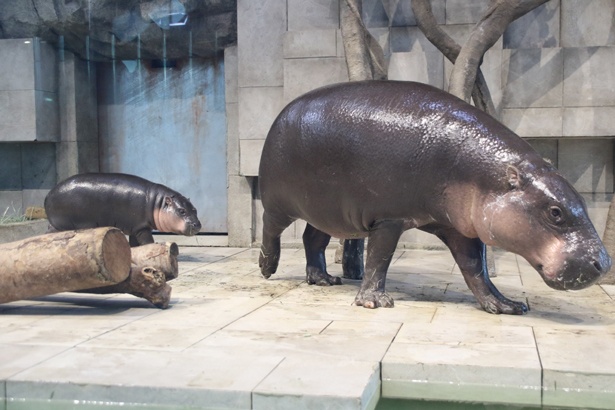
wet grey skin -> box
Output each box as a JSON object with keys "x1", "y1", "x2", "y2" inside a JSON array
[
  {"x1": 45, "y1": 173, "x2": 202, "y2": 247},
  {"x1": 258, "y1": 80, "x2": 611, "y2": 315}
]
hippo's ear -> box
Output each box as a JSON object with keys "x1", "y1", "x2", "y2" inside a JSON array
[
  {"x1": 164, "y1": 196, "x2": 173, "y2": 206},
  {"x1": 507, "y1": 165, "x2": 523, "y2": 190}
]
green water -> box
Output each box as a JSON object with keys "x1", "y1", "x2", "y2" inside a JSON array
[
  {"x1": 5, "y1": 398, "x2": 570, "y2": 410},
  {"x1": 6, "y1": 399, "x2": 183, "y2": 410},
  {"x1": 376, "y1": 398, "x2": 566, "y2": 410}
]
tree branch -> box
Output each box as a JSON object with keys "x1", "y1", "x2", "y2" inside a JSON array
[
  {"x1": 340, "y1": 0, "x2": 387, "y2": 81},
  {"x1": 514, "y1": 0, "x2": 551, "y2": 20},
  {"x1": 448, "y1": 0, "x2": 521, "y2": 102},
  {"x1": 411, "y1": 0, "x2": 460, "y2": 62},
  {"x1": 412, "y1": 0, "x2": 496, "y2": 116}
]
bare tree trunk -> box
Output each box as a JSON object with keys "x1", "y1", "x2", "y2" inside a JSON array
[
  {"x1": 340, "y1": 0, "x2": 387, "y2": 81},
  {"x1": 411, "y1": 0, "x2": 496, "y2": 115},
  {"x1": 0, "y1": 227, "x2": 131, "y2": 304},
  {"x1": 413, "y1": 0, "x2": 551, "y2": 276},
  {"x1": 447, "y1": 0, "x2": 550, "y2": 102},
  {"x1": 448, "y1": 0, "x2": 520, "y2": 101},
  {"x1": 413, "y1": 0, "x2": 549, "y2": 109},
  {"x1": 337, "y1": 0, "x2": 388, "y2": 277}
]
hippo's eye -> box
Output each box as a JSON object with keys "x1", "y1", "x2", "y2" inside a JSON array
[
  {"x1": 179, "y1": 209, "x2": 186, "y2": 216},
  {"x1": 549, "y1": 206, "x2": 564, "y2": 224}
]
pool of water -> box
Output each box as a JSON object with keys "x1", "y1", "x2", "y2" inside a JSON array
[
  {"x1": 5, "y1": 397, "x2": 572, "y2": 410},
  {"x1": 376, "y1": 398, "x2": 566, "y2": 410}
]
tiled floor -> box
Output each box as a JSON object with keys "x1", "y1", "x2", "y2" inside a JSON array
[{"x1": 1, "y1": 245, "x2": 614, "y2": 410}]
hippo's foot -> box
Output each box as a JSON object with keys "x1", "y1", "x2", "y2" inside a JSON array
[
  {"x1": 479, "y1": 295, "x2": 528, "y2": 315},
  {"x1": 306, "y1": 266, "x2": 342, "y2": 286},
  {"x1": 354, "y1": 290, "x2": 394, "y2": 309},
  {"x1": 259, "y1": 249, "x2": 279, "y2": 279}
]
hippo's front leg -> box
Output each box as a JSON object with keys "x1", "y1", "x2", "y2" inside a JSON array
[
  {"x1": 354, "y1": 220, "x2": 404, "y2": 309},
  {"x1": 129, "y1": 229, "x2": 155, "y2": 247},
  {"x1": 424, "y1": 225, "x2": 528, "y2": 315}
]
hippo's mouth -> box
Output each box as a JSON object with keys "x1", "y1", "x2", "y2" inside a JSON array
[
  {"x1": 184, "y1": 222, "x2": 202, "y2": 236},
  {"x1": 535, "y1": 263, "x2": 602, "y2": 291}
]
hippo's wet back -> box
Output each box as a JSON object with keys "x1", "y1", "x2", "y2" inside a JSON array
[{"x1": 257, "y1": 80, "x2": 611, "y2": 314}]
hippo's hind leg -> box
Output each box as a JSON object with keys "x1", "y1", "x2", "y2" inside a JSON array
[
  {"x1": 421, "y1": 225, "x2": 528, "y2": 315},
  {"x1": 303, "y1": 224, "x2": 342, "y2": 286},
  {"x1": 260, "y1": 211, "x2": 293, "y2": 279},
  {"x1": 354, "y1": 220, "x2": 404, "y2": 309}
]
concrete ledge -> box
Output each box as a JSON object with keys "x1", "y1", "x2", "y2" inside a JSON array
[
  {"x1": 153, "y1": 233, "x2": 229, "y2": 247},
  {"x1": 0, "y1": 219, "x2": 48, "y2": 244},
  {"x1": 1, "y1": 248, "x2": 615, "y2": 408}
]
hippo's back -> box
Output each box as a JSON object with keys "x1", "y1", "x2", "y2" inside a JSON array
[
  {"x1": 45, "y1": 173, "x2": 155, "y2": 232},
  {"x1": 259, "y1": 80, "x2": 542, "y2": 234}
]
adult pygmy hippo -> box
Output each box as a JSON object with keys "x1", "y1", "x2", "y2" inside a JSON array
[
  {"x1": 45, "y1": 173, "x2": 201, "y2": 246},
  {"x1": 258, "y1": 80, "x2": 611, "y2": 314}
]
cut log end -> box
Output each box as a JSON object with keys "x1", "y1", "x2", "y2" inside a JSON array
[{"x1": 101, "y1": 228, "x2": 133, "y2": 283}]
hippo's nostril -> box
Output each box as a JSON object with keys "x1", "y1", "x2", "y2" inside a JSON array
[{"x1": 592, "y1": 260, "x2": 603, "y2": 273}]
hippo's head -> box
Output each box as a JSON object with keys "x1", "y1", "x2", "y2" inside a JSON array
[
  {"x1": 155, "y1": 195, "x2": 202, "y2": 236},
  {"x1": 475, "y1": 162, "x2": 611, "y2": 291}
]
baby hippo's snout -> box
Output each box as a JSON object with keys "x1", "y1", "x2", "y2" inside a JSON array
[{"x1": 185, "y1": 218, "x2": 202, "y2": 236}]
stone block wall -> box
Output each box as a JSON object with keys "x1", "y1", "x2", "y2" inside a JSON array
[
  {"x1": 0, "y1": 38, "x2": 59, "y2": 216},
  {"x1": 0, "y1": 38, "x2": 98, "y2": 217},
  {"x1": 0, "y1": 142, "x2": 56, "y2": 217},
  {"x1": 229, "y1": 0, "x2": 615, "y2": 247},
  {"x1": 0, "y1": 38, "x2": 59, "y2": 143}
]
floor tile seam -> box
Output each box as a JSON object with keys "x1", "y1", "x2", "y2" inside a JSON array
[
  {"x1": 428, "y1": 307, "x2": 438, "y2": 322},
  {"x1": 318, "y1": 320, "x2": 335, "y2": 335},
  {"x1": 176, "y1": 265, "x2": 201, "y2": 275},
  {"x1": 3, "y1": 344, "x2": 75, "y2": 384},
  {"x1": 598, "y1": 284, "x2": 614, "y2": 300},
  {"x1": 378, "y1": 322, "x2": 404, "y2": 366},
  {"x1": 391, "y1": 251, "x2": 405, "y2": 265},
  {"x1": 68, "y1": 308, "x2": 161, "y2": 348},
  {"x1": 250, "y1": 356, "x2": 287, "y2": 407},
  {"x1": 178, "y1": 286, "x2": 304, "y2": 352},
  {"x1": 181, "y1": 248, "x2": 252, "y2": 269},
  {"x1": 531, "y1": 326, "x2": 546, "y2": 407}
]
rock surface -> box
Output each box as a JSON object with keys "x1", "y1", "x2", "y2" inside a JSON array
[{"x1": 0, "y1": 0, "x2": 236, "y2": 61}]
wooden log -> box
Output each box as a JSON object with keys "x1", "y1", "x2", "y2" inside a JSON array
[
  {"x1": 0, "y1": 227, "x2": 131, "y2": 304},
  {"x1": 77, "y1": 242, "x2": 178, "y2": 308},
  {"x1": 81, "y1": 266, "x2": 172, "y2": 309},
  {"x1": 131, "y1": 242, "x2": 179, "y2": 281}
]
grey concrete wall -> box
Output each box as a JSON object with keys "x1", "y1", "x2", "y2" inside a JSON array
[
  {"x1": 0, "y1": 142, "x2": 56, "y2": 217},
  {"x1": 97, "y1": 57, "x2": 228, "y2": 233},
  {"x1": 231, "y1": 0, "x2": 615, "y2": 247},
  {"x1": 0, "y1": 43, "x2": 98, "y2": 218},
  {"x1": 56, "y1": 50, "x2": 99, "y2": 182},
  {"x1": 0, "y1": 38, "x2": 59, "y2": 143}
]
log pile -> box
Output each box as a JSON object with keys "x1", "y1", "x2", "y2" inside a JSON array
[
  {"x1": 78, "y1": 242, "x2": 179, "y2": 308},
  {"x1": 0, "y1": 228, "x2": 180, "y2": 308}
]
